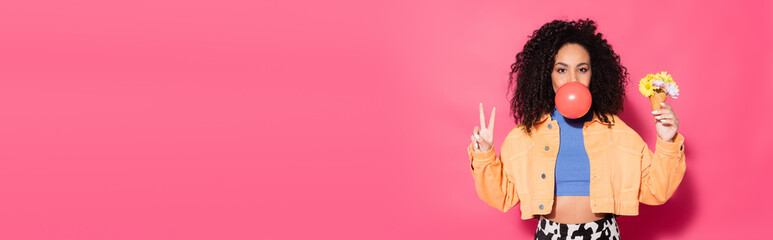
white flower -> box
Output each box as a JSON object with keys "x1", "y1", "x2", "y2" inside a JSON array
[
  {"x1": 665, "y1": 82, "x2": 679, "y2": 98},
  {"x1": 652, "y1": 79, "x2": 666, "y2": 88}
]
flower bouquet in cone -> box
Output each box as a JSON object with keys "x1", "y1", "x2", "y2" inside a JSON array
[{"x1": 639, "y1": 71, "x2": 679, "y2": 119}]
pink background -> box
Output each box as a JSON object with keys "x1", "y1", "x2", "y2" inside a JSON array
[{"x1": 1, "y1": 0, "x2": 771, "y2": 239}]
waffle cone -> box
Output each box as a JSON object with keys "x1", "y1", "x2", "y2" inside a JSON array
[{"x1": 649, "y1": 91, "x2": 667, "y2": 110}]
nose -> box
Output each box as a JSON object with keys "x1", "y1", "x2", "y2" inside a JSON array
[{"x1": 568, "y1": 71, "x2": 579, "y2": 83}]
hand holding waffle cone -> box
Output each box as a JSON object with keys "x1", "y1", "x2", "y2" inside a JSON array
[{"x1": 640, "y1": 71, "x2": 680, "y2": 142}]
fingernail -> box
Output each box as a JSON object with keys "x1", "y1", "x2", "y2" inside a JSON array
[
  {"x1": 475, "y1": 142, "x2": 479, "y2": 149},
  {"x1": 475, "y1": 134, "x2": 480, "y2": 139},
  {"x1": 655, "y1": 116, "x2": 661, "y2": 119},
  {"x1": 660, "y1": 103, "x2": 665, "y2": 106},
  {"x1": 651, "y1": 110, "x2": 659, "y2": 114}
]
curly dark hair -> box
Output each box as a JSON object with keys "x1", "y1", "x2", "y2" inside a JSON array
[{"x1": 507, "y1": 18, "x2": 629, "y2": 136}]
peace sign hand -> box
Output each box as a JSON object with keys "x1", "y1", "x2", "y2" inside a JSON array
[{"x1": 471, "y1": 103, "x2": 496, "y2": 152}]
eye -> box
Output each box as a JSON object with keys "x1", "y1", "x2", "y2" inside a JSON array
[
  {"x1": 579, "y1": 68, "x2": 588, "y2": 72},
  {"x1": 557, "y1": 68, "x2": 566, "y2": 73}
]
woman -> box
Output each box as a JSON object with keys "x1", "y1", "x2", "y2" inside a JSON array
[{"x1": 467, "y1": 19, "x2": 686, "y2": 239}]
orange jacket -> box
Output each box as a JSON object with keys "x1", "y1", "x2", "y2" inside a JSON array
[{"x1": 467, "y1": 111, "x2": 686, "y2": 220}]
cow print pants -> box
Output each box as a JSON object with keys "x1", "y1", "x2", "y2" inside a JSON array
[{"x1": 535, "y1": 213, "x2": 620, "y2": 240}]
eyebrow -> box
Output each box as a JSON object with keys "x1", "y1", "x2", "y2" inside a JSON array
[{"x1": 555, "y1": 62, "x2": 590, "y2": 67}]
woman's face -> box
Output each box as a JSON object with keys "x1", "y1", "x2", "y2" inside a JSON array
[{"x1": 551, "y1": 43, "x2": 591, "y2": 93}]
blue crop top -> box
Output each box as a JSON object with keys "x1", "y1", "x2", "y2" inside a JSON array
[{"x1": 551, "y1": 106, "x2": 593, "y2": 196}]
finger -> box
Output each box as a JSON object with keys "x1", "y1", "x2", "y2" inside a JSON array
[
  {"x1": 655, "y1": 113, "x2": 674, "y2": 120},
  {"x1": 656, "y1": 118, "x2": 673, "y2": 124},
  {"x1": 488, "y1": 107, "x2": 496, "y2": 131},
  {"x1": 662, "y1": 104, "x2": 676, "y2": 120},
  {"x1": 658, "y1": 118, "x2": 677, "y2": 125},
  {"x1": 479, "y1": 103, "x2": 487, "y2": 129},
  {"x1": 659, "y1": 120, "x2": 676, "y2": 126},
  {"x1": 652, "y1": 108, "x2": 671, "y2": 115},
  {"x1": 660, "y1": 102, "x2": 672, "y2": 110},
  {"x1": 473, "y1": 126, "x2": 481, "y2": 138},
  {"x1": 656, "y1": 114, "x2": 674, "y2": 121}
]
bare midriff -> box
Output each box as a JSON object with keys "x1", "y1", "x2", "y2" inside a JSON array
[{"x1": 542, "y1": 196, "x2": 610, "y2": 224}]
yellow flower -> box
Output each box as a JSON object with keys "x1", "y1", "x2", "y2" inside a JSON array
[
  {"x1": 657, "y1": 71, "x2": 674, "y2": 84},
  {"x1": 639, "y1": 74, "x2": 655, "y2": 97}
]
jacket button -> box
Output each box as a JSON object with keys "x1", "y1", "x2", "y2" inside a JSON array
[
  {"x1": 544, "y1": 146, "x2": 549, "y2": 151},
  {"x1": 539, "y1": 204, "x2": 544, "y2": 210},
  {"x1": 547, "y1": 124, "x2": 552, "y2": 129},
  {"x1": 541, "y1": 173, "x2": 546, "y2": 179},
  {"x1": 680, "y1": 145, "x2": 684, "y2": 151}
]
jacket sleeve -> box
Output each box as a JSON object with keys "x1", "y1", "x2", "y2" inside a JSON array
[
  {"x1": 638, "y1": 132, "x2": 686, "y2": 205},
  {"x1": 466, "y1": 137, "x2": 519, "y2": 212}
]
